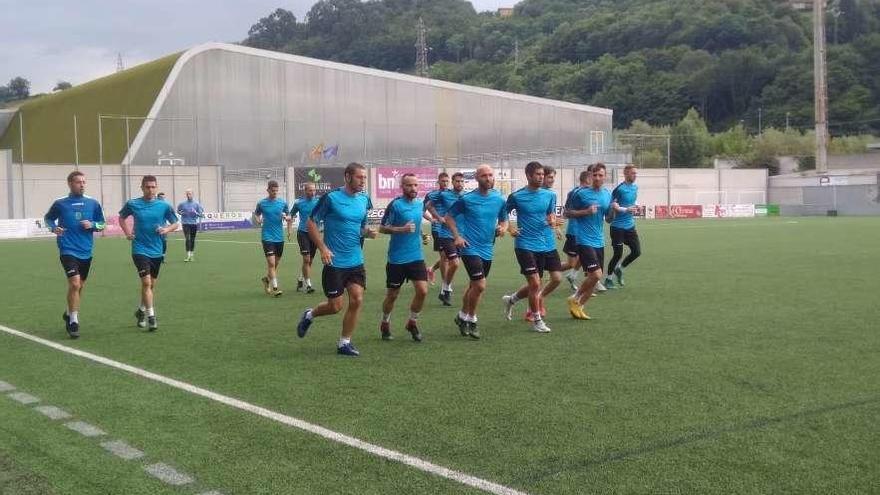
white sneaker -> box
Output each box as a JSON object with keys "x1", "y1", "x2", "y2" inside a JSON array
[
  {"x1": 566, "y1": 273, "x2": 579, "y2": 292},
  {"x1": 595, "y1": 281, "x2": 607, "y2": 293},
  {"x1": 532, "y1": 319, "x2": 552, "y2": 333},
  {"x1": 501, "y1": 294, "x2": 515, "y2": 321}
]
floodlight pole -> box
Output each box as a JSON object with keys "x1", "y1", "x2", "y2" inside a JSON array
[
  {"x1": 666, "y1": 134, "x2": 671, "y2": 207},
  {"x1": 814, "y1": 0, "x2": 829, "y2": 174}
]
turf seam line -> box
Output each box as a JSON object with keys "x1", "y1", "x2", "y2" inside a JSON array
[{"x1": 0, "y1": 324, "x2": 530, "y2": 495}]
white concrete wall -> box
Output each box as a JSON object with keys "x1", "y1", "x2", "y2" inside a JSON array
[{"x1": 3, "y1": 163, "x2": 222, "y2": 219}]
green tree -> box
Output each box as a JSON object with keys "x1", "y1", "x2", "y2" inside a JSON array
[
  {"x1": 244, "y1": 9, "x2": 298, "y2": 50},
  {"x1": 670, "y1": 108, "x2": 711, "y2": 167},
  {"x1": 7, "y1": 77, "x2": 30, "y2": 99},
  {"x1": 53, "y1": 81, "x2": 73, "y2": 92}
]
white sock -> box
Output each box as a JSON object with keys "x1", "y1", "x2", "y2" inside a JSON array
[
  {"x1": 147, "y1": 307, "x2": 155, "y2": 317},
  {"x1": 382, "y1": 313, "x2": 392, "y2": 323},
  {"x1": 509, "y1": 293, "x2": 520, "y2": 304},
  {"x1": 69, "y1": 311, "x2": 79, "y2": 323},
  {"x1": 187, "y1": 251, "x2": 193, "y2": 257},
  {"x1": 467, "y1": 314, "x2": 477, "y2": 323},
  {"x1": 139, "y1": 304, "x2": 146, "y2": 312},
  {"x1": 298, "y1": 276, "x2": 304, "y2": 282},
  {"x1": 338, "y1": 337, "x2": 351, "y2": 347},
  {"x1": 305, "y1": 309, "x2": 314, "y2": 320},
  {"x1": 409, "y1": 311, "x2": 420, "y2": 321},
  {"x1": 305, "y1": 278, "x2": 311, "y2": 286},
  {"x1": 271, "y1": 277, "x2": 278, "y2": 289},
  {"x1": 458, "y1": 310, "x2": 468, "y2": 321}
]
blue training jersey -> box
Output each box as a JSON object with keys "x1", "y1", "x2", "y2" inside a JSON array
[
  {"x1": 423, "y1": 189, "x2": 446, "y2": 233},
  {"x1": 310, "y1": 187, "x2": 373, "y2": 269},
  {"x1": 119, "y1": 197, "x2": 178, "y2": 258},
  {"x1": 44, "y1": 194, "x2": 106, "y2": 259},
  {"x1": 564, "y1": 187, "x2": 581, "y2": 236},
  {"x1": 382, "y1": 196, "x2": 425, "y2": 264},
  {"x1": 570, "y1": 187, "x2": 612, "y2": 249},
  {"x1": 176, "y1": 200, "x2": 204, "y2": 225},
  {"x1": 290, "y1": 197, "x2": 320, "y2": 233},
  {"x1": 610, "y1": 181, "x2": 639, "y2": 230},
  {"x1": 254, "y1": 197, "x2": 289, "y2": 242},
  {"x1": 447, "y1": 189, "x2": 508, "y2": 260},
  {"x1": 506, "y1": 187, "x2": 556, "y2": 252},
  {"x1": 433, "y1": 189, "x2": 462, "y2": 239}
]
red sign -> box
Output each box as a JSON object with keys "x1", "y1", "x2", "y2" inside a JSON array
[{"x1": 654, "y1": 205, "x2": 703, "y2": 219}]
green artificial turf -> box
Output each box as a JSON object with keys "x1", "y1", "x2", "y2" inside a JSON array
[{"x1": 0, "y1": 217, "x2": 878, "y2": 494}]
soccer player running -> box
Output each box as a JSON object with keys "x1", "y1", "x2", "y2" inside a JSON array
[
  {"x1": 565, "y1": 163, "x2": 612, "y2": 320},
  {"x1": 501, "y1": 162, "x2": 559, "y2": 333},
  {"x1": 562, "y1": 168, "x2": 593, "y2": 292},
  {"x1": 423, "y1": 173, "x2": 449, "y2": 286},
  {"x1": 44, "y1": 171, "x2": 106, "y2": 339},
  {"x1": 445, "y1": 164, "x2": 508, "y2": 339},
  {"x1": 289, "y1": 182, "x2": 320, "y2": 293},
  {"x1": 604, "y1": 164, "x2": 642, "y2": 288},
  {"x1": 177, "y1": 188, "x2": 204, "y2": 262},
  {"x1": 296, "y1": 162, "x2": 377, "y2": 357},
  {"x1": 425, "y1": 172, "x2": 465, "y2": 306},
  {"x1": 253, "y1": 180, "x2": 290, "y2": 297},
  {"x1": 119, "y1": 176, "x2": 180, "y2": 331},
  {"x1": 378, "y1": 174, "x2": 428, "y2": 342}
]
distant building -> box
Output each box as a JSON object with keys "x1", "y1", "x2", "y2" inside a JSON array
[
  {"x1": 497, "y1": 7, "x2": 514, "y2": 17},
  {"x1": 787, "y1": 0, "x2": 813, "y2": 11}
]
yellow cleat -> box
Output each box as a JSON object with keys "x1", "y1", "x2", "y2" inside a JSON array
[{"x1": 567, "y1": 297, "x2": 590, "y2": 320}]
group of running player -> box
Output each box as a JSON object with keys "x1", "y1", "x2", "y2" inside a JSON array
[{"x1": 45, "y1": 160, "x2": 640, "y2": 357}]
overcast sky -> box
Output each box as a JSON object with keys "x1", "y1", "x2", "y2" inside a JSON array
[{"x1": 0, "y1": 0, "x2": 513, "y2": 94}]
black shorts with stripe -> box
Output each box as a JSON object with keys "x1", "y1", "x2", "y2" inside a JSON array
[{"x1": 60, "y1": 255, "x2": 92, "y2": 281}]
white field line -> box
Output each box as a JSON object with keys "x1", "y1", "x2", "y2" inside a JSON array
[
  {"x1": 0, "y1": 324, "x2": 529, "y2": 495},
  {"x1": 170, "y1": 238, "x2": 260, "y2": 244}
]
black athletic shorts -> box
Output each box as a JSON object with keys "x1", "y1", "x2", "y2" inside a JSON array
[
  {"x1": 610, "y1": 226, "x2": 640, "y2": 247},
  {"x1": 563, "y1": 234, "x2": 579, "y2": 257},
  {"x1": 514, "y1": 249, "x2": 563, "y2": 277},
  {"x1": 460, "y1": 255, "x2": 492, "y2": 281},
  {"x1": 296, "y1": 231, "x2": 317, "y2": 258},
  {"x1": 322, "y1": 265, "x2": 366, "y2": 298},
  {"x1": 437, "y1": 237, "x2": 460, "y2": 260},
  {"x1": 60, "y1": 255, "x2": 92, "y2": 281},
  {"x1": 386, "y1": 261, "x2": 428, "y2": 289},
  {"x1": 577, "y1": 246, "x2": 605, "y2": 273},
  {"x1": 431, "y1": 231, "x2": 441, "y2": 252},
  {"x1": 132, "y1": 254, "x2": 163, "y2": 279},
  {"x1": 262, "y1": 241, "x2": 284, "y2": 259}
]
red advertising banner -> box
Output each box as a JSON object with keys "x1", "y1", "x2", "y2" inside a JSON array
[{"x1": 654, "y1": 205, "x2": 703, "y2": 219}]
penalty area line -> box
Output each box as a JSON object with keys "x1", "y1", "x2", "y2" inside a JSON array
[{"x1": 0, "y1": 324, "x2": 529, "y2": 495}]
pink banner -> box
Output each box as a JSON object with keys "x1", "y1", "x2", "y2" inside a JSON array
[
  {"x1": 654, "y1": 205, "x2": 703, "y2": 219},
  {"x1": 375, "y1": 167, "x2": 438, "y2": 199}
]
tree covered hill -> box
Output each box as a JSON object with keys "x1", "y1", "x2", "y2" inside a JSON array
[{"x1": 243, "y1": 0, "x2": 880, "y2": 133}]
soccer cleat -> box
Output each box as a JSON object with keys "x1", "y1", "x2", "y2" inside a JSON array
[
  {"x1": 531, "y1": 319, "x2": 552, "y2": 333},
  {"x1": 297, "y1": 309, "x2": 313, "y2": 338},
  {"x1": 427, "y1": 269, "x2": 435, "y2": 285},
  {"x1": 604, "y1": 277, "x2": 616, "y2": 289},
  {"x1": 184, "y1": 256, "x2": 191, "y2": 262},
  {"x1": 135, "y1": 308, "x2": 147, "y2": 328},
  {"x1": 306, "y1": 285, "x2": 315, "y2": 294},
  {"x1": 380, "y1": 321, "x2": 393, "y2": 340},
  {"x1": 296, "y1": 280, "x2": 304, "y2": 292},
  {"x1": 67, "y1": 321, "x2": 80, "y2": 339},
  {"x1": 272, "y1": 287, "x2": 284, "y2": 297},
  {"x1": 405, "y1": 319, "x2": 423, "y2": 342},
  {"x1": 595, "y1": 281, "x2": 607, "y2": 292},
  {"x1": 454, "y1": 315, "x2": 469, "y2": 336},
  {"x1": 261, "y1": 276, "x2": 272, "y2": 294},
  {"x1": 502, "y1": 294, "x2": 516, "y2": 321},
  {"x1": 614, "y1": 266, "x2": 625, "y2": 286},
  {"x1": 147, "y1": 316, "x2": 158, "y2": 331},
  {"x1": 566, "y1": 272, "x2": 579, "y2": 292},
  {"x1": 567, "y1": 297, "x2": 590, "y2": 320},
  {"x1": 467, "y1": 322, "x2": 480, "y2": 340},
  {"x1": 439, "y1": 290, "x2": 452, "y2": 306},
  {"x1": 337, "y1": 342, "x2": 360, "y2": 357}
]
